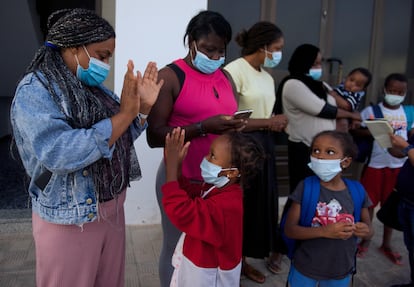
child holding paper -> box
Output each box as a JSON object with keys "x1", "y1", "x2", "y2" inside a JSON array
[{"x1": 357, "y1": 73, "x2": 409, "y2": 264}]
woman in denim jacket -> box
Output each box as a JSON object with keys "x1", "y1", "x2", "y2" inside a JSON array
[{"x1": 10, "y1": 8, "x2": 163, "y2": 287}]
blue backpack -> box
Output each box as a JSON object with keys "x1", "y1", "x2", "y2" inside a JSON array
[
  {"x1": 280, "y1": 175, "x2": 366, "y2": 260},
  {"x1": 404, "y1": 105, "x2": 414, "y2": 132}
]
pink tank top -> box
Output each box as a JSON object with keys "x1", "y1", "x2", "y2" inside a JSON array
[{"x1": 168, "y1": 59, "x2": 237, "y2": 181}]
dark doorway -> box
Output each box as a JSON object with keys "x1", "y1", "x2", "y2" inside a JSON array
[
  {"x1": 0, "y1": 1, "x2": 96, "y2": 211},
  {"x1": 0, "y1": 135, "x2": 29, "y2": 209},
  {"x1": 36, "y1": 0, "x2": 96, "y2": 40}
]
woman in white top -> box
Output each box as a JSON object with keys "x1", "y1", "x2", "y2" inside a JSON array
[{"x1": 225, "y1": 21, "x2": 288, "y2": 284}]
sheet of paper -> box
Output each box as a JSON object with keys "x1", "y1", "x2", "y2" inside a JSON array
[{"x1": 364, "y1": 119, "x2": 394, "y2": 148}]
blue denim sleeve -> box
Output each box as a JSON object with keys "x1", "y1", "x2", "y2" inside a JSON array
[{"x1": 11, "y1": 75, "x2": 116, "y2": 174}]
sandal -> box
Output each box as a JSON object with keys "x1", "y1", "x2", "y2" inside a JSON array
[
  {"x1": 356, "y1": 244, "x2": 369, "y2": 258},
  {"x1": 379, "y1": 246, "x2": 403, "y2": 265},
  {"x1": 242, "y1": 261, "x2": 265, "y2": 284},
  {"x1": 266, "y1": 253, "x2": 283, "y2": 274}
]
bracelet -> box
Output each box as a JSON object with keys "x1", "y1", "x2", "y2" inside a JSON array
[
  {"x1": 138, "y1": 112, "x2": 148, "y2": 120},
  {"x1": 196, "y1": 122, "x2": 206, "y2": 136},
  {"x1": 402, "y1": 144, "x2": 414, "y2": 156}
]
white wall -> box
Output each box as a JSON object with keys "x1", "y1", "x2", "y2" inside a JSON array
[{"x1": 115, "y1": 0, "x2": 207, "y2": 224}]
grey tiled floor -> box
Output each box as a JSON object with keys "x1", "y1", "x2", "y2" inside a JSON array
[{"x1": 0, "y1": 208, "x2": 410, "y2": 287}]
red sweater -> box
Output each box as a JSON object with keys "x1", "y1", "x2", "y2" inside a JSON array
[{"x1": 162, "y1": 180, "x2": 243, "y2": 270}]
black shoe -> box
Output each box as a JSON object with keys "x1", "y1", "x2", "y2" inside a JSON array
[{"x1": 390, "y1": 283, "x2": 414, "y2": 287}]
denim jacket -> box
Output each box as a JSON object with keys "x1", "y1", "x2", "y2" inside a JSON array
[{"x1": 10, "y1": 73, "x2": 147, "y2": 225}]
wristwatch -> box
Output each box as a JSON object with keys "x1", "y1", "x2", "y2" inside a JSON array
[
  {"x1": 402, "y1": 144, "x2": 414, "y2": 156},
  {"x1": 196, "y1": 121, "x2": 206, "y2": 136}
]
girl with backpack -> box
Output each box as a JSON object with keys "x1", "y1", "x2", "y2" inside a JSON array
[{"x1": 284, "y1": 130, "x2": 373, "y2": 287}]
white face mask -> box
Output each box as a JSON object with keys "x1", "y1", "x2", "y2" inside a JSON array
[
  {"x1": 200, "y1": 158, "x2": 237, "y2": 188},
  {"x1": 384, "y1": 92, "x2": 405, "y2": 106},
  {"x1": 307, "y1": 156, "x2": 345, "y2": 182}
]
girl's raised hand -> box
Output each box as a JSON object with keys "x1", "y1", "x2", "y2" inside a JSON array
[
  {"x1": 165, "y1": 127, "x2": 190, "y2": 182},
  {"x1": 165, "y1": 127, "x2": 190, "y2": 166}
]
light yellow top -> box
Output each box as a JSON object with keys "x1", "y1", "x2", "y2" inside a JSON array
[{"x1": 224, "y1": 58, "x2": 275, "y2": 118}]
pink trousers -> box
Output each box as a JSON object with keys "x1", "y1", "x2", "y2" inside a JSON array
[{"x1": 32, "y1": 191, "x2": 126, "y2": 287}]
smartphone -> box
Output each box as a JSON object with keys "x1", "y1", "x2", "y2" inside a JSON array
[{"x1": 233, "y1": 109, "x2": 253, "y2": 120}]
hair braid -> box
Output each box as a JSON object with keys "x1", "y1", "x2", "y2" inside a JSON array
[
  {"x1": 24, "y1": 8, "x2": 115, "y2": 128},
  {"x1": 46, "y1": 8, "x2": 115, "y2": 48},
  {"x1": 227, "y1": 132, "x2": 266, "y2": 190},
  {"x1": 17, "y1": 8, "x2": 137, "y2": 201}
]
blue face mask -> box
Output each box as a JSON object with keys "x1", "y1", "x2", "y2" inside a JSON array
[
  {"x1": 307, "y1": 156, "x2": 345, "y2": 182},
  {"x1": 263, "y1": 49, "x2": 282, "y2": 68},
  {"x1": 200, "y1": 158, "x2": 237, "y2": 188},
  {"x1": 191, "y1": 42, "x2": 225, "y2": 74},
  {"x1": 308, "y1": 68, "x2": 322, "y2": 80},
  {"x1": 76, "y1": 46, "x2": 110, "y2": 86}
]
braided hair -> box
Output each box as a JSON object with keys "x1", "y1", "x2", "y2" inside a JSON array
[
  {"x1": 22, "y1": 9, "x2": 138, "y2": 202},
  {"x1": 225, "y1": 132, "x2": 266, "y2": 190},
  {"x1": 27, "y1": 8, "x2": 115, "y2": 128}
]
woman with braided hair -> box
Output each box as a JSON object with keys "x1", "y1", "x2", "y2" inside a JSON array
[{"x1": 10, "y1": 8, "x2": 163, "y2": 287}]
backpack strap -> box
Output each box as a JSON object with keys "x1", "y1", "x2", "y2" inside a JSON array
[
  {"x1": 281, "y1": 176, "x2": 320, "y2": 260},
  {"x1": 284, "y1": 176, "x2": 320, "y2": 286},
  {"x1": 343, "y1": 178, "x2": 366, "y2": 280},
  {"x1": 403, "y1": 105, "x2": 414, "y2": 133},
  {"x1": 372, "y1": 104, "x2": 384, "y2": 119},
  {"x1": 343, "y1": 178, "x2": 365, "y2": 222},
  {"x1": 300, "y1": 176, "x2": 321, "y2": 226}
]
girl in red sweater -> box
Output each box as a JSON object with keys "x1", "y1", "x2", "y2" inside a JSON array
[{"x1": 162, "y1": 127, "x2": 264, "y2": 287}]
